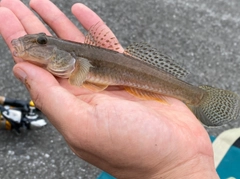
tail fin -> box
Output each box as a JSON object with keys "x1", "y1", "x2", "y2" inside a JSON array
[{"x1": 189, "y1": 85, "x2": 240, "y2": 126}]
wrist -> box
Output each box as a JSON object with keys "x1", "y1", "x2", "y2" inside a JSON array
[{"x1": 151, "y1": 154, "x2": 219, "y2": 179}]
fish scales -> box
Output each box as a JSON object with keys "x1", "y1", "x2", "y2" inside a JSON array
[{"x1": 46, "y1": 36, "x2": 205, "y2": 104}]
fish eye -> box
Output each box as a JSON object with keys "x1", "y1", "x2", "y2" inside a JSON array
[{"x1": 37, "y1": 36, "x2": 48, "y2": 45}]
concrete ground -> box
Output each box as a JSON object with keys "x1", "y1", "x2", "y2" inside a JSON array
[{"x1": 0, "y1": 0, "x2": 240, "y2": 178}]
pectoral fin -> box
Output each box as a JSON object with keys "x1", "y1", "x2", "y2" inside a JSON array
[
  {"x1": 83, "y1": 81, "x2": 108, "y2": 92},
  {"x1": 124, "y1": 87, "x2": 168, "y2": 104},
  {"x1": 69, "y1": 57, "x2": 92, "y2": 86}
]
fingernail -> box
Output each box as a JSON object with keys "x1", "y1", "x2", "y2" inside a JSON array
[{"x1": 13, "y1": 67, "x2": 27, "y2": 83}]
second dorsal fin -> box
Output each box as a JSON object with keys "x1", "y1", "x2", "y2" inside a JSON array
[
  {"x1": 84, "y1": 22, "x2": 122, "y2": 52},
  {"x1": 124, "y1": 42, "x2": 189, "y2": 79}
]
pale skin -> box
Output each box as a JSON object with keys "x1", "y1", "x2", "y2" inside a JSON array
[{"x1": 0, "y1": 0, "x2": 219, "y2": 178}]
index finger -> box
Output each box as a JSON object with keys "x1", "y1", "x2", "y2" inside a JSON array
[
  {"x1": 1, "y1": 0, "x2": 50, "y2": 35},
  {"x1": 0, "y1": 7, "x2": 26, "y2": 63},
  {"x1": 0, "y1": 0, "x2": 50, "y2": 62}
]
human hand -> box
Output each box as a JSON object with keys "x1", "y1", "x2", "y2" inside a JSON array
[{"x1": 0, "y1": 0, "x2": 219, "y2": 178}]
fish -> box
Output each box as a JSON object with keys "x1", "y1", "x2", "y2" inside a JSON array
[{"x1": 11, "y1": 24, "x2": 240, "y2": 126}]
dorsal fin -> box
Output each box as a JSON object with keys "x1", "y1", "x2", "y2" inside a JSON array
[
  {"x1": 124, "y1": 42, "x2": 188, "y2": 78},
  {"x1": 84, "y1": 22, "x2": 122, "y2": 52}
]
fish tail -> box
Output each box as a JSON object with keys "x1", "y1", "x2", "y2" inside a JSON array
[{"x1": 189, "y1": 85, "x2": 240, "y2": 126}]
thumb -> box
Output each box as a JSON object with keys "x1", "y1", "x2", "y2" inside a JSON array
[{"x1": 13, "y1": 62, "x2": 91, "y2": 135}]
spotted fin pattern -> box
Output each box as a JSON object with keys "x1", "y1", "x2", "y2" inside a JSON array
[
  {"x1": 124, "y1": 42, "x2": 188, "y2": 79},
  {"x1": 190, "y1": 85, "x2": 240, "y2": 126},
  {"x1": 84, "y1": 22, "x2": 122, "y2": 52}
]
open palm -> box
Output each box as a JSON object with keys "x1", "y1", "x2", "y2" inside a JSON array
[{"x1": 0, "y1": 0, "x2": 218, "y2": 178}]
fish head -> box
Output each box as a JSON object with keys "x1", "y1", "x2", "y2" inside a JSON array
[{"x1": 11, "y1": 33, "x2": 56, "y2": 66}]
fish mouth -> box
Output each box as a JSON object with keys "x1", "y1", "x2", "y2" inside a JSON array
[{"x1": 11, "y1": 39, "x2": 24, "y2": 57}]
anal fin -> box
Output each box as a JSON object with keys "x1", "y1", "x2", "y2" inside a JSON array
[
  {"x1": 83, "y1": 81, "x2": 108, "y2": 92},
  {"x1": 124, "y1": 87, "x2": 168, "y2": 104}
]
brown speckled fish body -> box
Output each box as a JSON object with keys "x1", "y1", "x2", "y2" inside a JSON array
[{"x1": 11, "y1": 27, "x2": 240, "y2": 126}]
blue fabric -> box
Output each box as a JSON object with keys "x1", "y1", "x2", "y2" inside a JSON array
[
  {"x1": 98, "y1": 136, "x2": 240, "y2": 179},
  {"x1": 211, "y1": 136, "x2": 240, "y2": 179},
  {"x1": 97, "y1": 172, "x2": 115, "y2": 179}
]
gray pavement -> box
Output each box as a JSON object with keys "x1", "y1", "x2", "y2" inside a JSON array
[{"x1": 1, "y1": 0, "x2": 240, "y2": 178}]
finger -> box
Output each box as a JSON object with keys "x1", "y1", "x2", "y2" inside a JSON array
[
  {"x1": 1, "y1": 0, "x2": 50, "y2": 35},
  {"x1": 72, "y1": 3, "x2": 124, "y2": 52},
  {"x1": 71, "y1": 3, "x2": 104, "y2": 31},
  {"x1": 0, "y1": 7, "x2": 26, "y2": 63},
  {"x1": 30, "y1": 0, "x2": 85, "y2": 42},
  {"x1": 13, "y1": 62, "x2": 92, "y2": 136}
]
